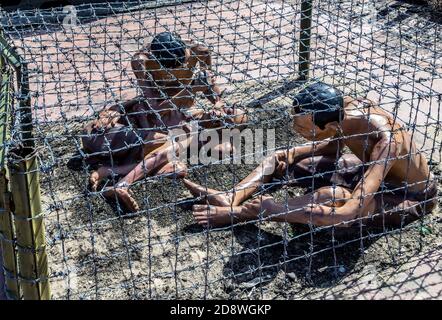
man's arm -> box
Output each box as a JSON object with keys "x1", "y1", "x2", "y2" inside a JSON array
[
  {"x1": 272, "y1": 137, "x2": 341, "y2": 173},
  {"x1": 306, "y1": 137, "x2": 400, "y2": 226},
  {"x1": 131, "y1": 52, "x2": 159, "y2": 89},
  {"x1": 290, "y1": 137, "x2": 341, "y2": 163},
  {"x1": 189, "y1": 42, "x2": 212, "y2": 70},
  {"x1": 340, "y1": 137, "x2": 399, "y2": 215}
]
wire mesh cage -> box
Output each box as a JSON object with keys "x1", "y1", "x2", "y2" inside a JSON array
[{"x1": 0, "y1": 0, "x2": 441, "y2": 300}]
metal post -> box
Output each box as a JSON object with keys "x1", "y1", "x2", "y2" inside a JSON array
[
  {"x1": 298, "y1": 0, "x2": 313, "y2": 80},
  {"x1": 9, "y1": 149, "x2": 50, "y2": 300},
  {"x1": 0, "y1": 32, "x2": 33, "y2": 148}
]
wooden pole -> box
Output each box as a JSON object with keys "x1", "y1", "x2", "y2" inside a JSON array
[
  {"x1": 0, "y1": 30, "x2": 50, "y2": 300},
  {"x1": 0, "y1": 170, "x2": 20, "y2": 300},
  {"x1": 9, "y1": 149, "x2": 50, "y2": 300},
  {"x1": 0, "y1": 54, "x2": 20, "y2": 300},
  {"x1": 298, "y1": 0, "x2": 313, "y2": 81}
]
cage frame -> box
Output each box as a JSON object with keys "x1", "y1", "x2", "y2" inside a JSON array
[{"x1": 2, "y1": 0, "x2": 438, "y2": 301}]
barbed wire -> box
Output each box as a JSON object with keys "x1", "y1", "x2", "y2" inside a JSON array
[{"x1": 0, "y1": 0, "x2": 441, "y2": 300}]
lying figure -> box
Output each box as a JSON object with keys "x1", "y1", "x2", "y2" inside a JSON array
[
  {"x1": 184, "y1": 81, "x2": 437, "y2": 228},
  {"x1": 81, "y1": 32, "x2": 247, "y2": 213}
]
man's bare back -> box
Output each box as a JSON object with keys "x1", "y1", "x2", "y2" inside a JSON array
[{"x1": 339, "y1": 97, "x2": 430, "y2": 193}]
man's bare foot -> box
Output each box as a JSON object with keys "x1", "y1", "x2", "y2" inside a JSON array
[
  {"x1": 192, "y1": 204, "x2": 242, "y2": 227},
  {"x1": 89, "y1": 171, "x2": 100, "y2": 191},
  {"x1": 222, "y1": 103, "x2": 248, "y2": 126},
  {"x1": 183, "y1": 179, "x2": 232, "y2": 206},
  {"x1": 89, "y1": 167, "x2": 117, "y2": 192},
  {"x1": 103, "y1": 185, "x2": 140, "y2": 213}
]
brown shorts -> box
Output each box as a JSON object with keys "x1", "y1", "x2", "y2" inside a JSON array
[
  {"x1": 81, "y1": 125, "x2": 143, "y2": 165},
  {"x1": 288, "y1": 154, "x2": 365, "y2": 190}
]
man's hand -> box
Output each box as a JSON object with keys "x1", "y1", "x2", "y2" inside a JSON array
[
  {"x1": 90, "y1": 110, "x2": 120, "y2": 131},
  {"x1": 243, "y1": 196, "x2": 277, "y2": 217}
]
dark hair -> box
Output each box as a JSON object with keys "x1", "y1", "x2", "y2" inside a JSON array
[
  {"x1": 292, "y1": 81, "x2": 344, "y2": 129},
  {"x1": 150, "y1": 32, "x2": 186, "y2": 69}
]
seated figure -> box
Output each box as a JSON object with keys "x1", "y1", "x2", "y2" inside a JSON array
[
  {"x1": 81, "y1": 32, "x2": 247, "y2": 213},
  {"x1": 184, "y1": 82, "x2": 437, "y2": 228}
]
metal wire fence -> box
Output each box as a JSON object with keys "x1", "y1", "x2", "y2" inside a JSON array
[{"x1": 0, "y1": 0, "x2": 441, "y2": 300}]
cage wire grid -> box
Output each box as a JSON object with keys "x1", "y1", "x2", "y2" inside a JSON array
[{"x1": 0, "y1": 0, "x2": 441, "y2": 299}]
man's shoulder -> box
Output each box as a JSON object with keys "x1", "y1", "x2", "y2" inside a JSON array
[
  {"x1": 344, "y1": 96, "x2": 376, "y2": 107},
  {"x1": 132, "y1": 49, "x2": 151, "y2": 60},
  {"x1": 187, "y1": 40, "x2": 210, "y2": 54},
  {"x1": 132, "y1": 51, "x2": 160, "y2": 69}
]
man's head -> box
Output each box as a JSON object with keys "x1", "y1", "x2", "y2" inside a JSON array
[
  {"x1": 292, "y1": 81, "x2": 344, "y2": 140},
  {"x1": 150, "y1": 32, "x2": 186, "y2": 69}
]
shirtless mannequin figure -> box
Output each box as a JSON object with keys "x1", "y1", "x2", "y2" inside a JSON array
[
  {"x1": 184, "y1": 82, "x2": 437, "y2": 228},
  {"x1": 81, "y1": 32, "x2": 247, "y2": 213}
]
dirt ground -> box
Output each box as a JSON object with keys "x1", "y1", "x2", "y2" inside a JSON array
[
  {"x1": 35, "y1": 86, "x2": 441, "y2": 300},
  {"x1": 37, "y1": 98, "x2": 441, "y2": 300},
  {"x1": 0, "y1": 0, "x2": 441, "y2": 299}
]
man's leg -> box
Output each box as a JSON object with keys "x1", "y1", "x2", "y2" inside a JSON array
[
  {"x1": 365, "y1": 190, "x2": 438, "y2": 228},
  {"x1": 192, "y1": 185, "x2": 354, "y2": 227},
  {"x1": 103, "y1": 137, "x2": 191, "y2": 213},
  {"x1": 192, "y1": 181, "x2": 439, "y2": 228},
  {"x1": 183, "y1": 150, "x2": 290, "y2": 207},
  {"x1": 88, "y1": 131, "x2": 169, "y2": 191},
  {"x1": 89, "y1": 163, "x2": 138, "y2": 191},
  {"x1": 183, "y1": 150, "x2": 350, "y2": 208}
]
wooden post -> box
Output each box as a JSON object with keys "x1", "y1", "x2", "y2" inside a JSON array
[
  {"x1": 0, "y1": 30, "x2": 50, "y2": 300},
  {"x1": 0, "y1": 54, "x2": 20, "y2": 300},
  {"x1": 9, "y1": 149, "x2": 50, "y2": 300},
  {"x1": 298, "y1": 0, "x2": 313, "y2": 80},
  {"x1": 0, "y1": 171, "x2": 20, "y2": 300}
]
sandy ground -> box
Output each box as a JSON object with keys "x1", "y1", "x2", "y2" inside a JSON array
[{"x1": 0, "y1": 0, "x2": 440, "y2": 299}]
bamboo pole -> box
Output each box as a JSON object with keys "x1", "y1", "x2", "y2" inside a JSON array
[
  {"x1": 9, "y1": 149, "x2": 50, "y2": 300},
  {"x1": 0, "y1": 54, "x2": 20, "y2": 300},
  {"x1": 298, "y1": 0, "x2": 313, "y2": 80}
]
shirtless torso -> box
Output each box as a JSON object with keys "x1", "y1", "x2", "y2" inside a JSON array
[
  {"x1": 130, "y1": 38, "x2": 224, "y2": 129},
  {"x1": 132, "y1": 38, "x2": 214, "y2": 100},
  {"x1": 340, "y1": 97, "x2": 431, "y2": 193}
]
